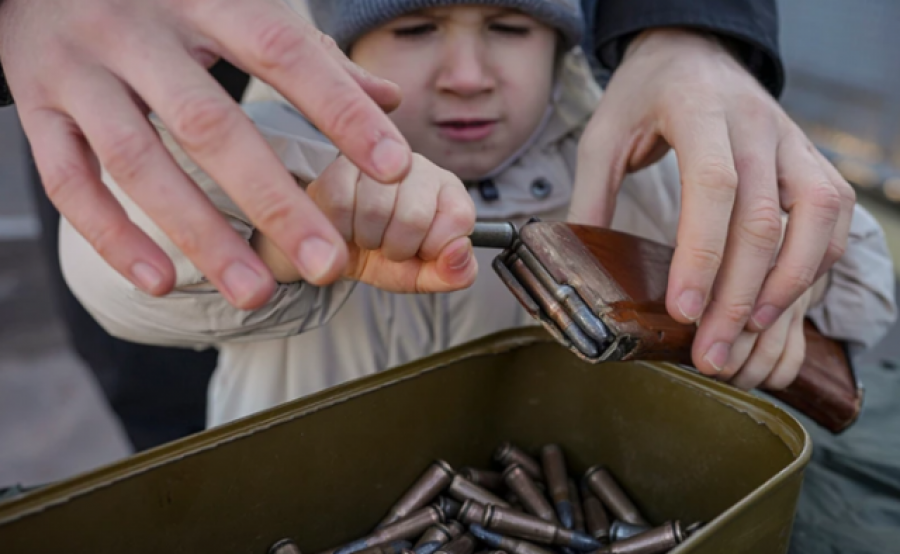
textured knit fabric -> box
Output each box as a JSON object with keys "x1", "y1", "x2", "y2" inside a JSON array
[{"x1": 306, "y1": 0, "x2": 584, "y2": 51}]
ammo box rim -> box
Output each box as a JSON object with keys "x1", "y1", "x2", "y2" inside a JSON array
[{"x1": 0, "y1": 327, "x2": 811, "y2": 546}]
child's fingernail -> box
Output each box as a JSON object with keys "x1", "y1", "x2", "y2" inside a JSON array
[
  {"x1": 446, "y1": 242, "x2": 473, "y2": 271},
  {"x1": 222, "y1": 261, "x2": 266, "y2": 306},
  {"x1": 752, "y1": 304, "x2": 779, "y2": 329},
  {"x1": 704, "y1": 342, "x2": 731, "y2": 373},
  {"x1": 297, "y1": 237, "x2": 338, "y2": 283},
  {"x1": 131, "y1": 262, "x2": 163, "y2": 294},
  {"x1": 677, "y1": 289, "x2": 705, "y2": 321},
  {"x1": 371, "y1": 137, "x2": 409, "y2": 180}
]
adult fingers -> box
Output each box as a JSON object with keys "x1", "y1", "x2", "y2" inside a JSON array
[
  {"x1": 381, "y1": 157, "x2": 440, "y2": 262},
  {"x1": 62, "y1": 66, "x2": 278, "y2": 308},
  {"x1": 567, "y1": 101, "x2": 630, "y2": 227},
  {"x1": 729, "y1": 311, "x2": 792, "y2": 391},
  {"x1": 112, "y1": 35, "x2": 349, "y2": 288},
  {"x1": 191, "y1": 0, "x2": 412, "y2": 183},
  {"x1": 691, "y1": 107, "x2": 781, "y2": 372},
  {"x1": 664, "y1": 99, "x2": 737, "y2": 327},
  {"x1": 21, "y1": 106, "x2": 176, "y2": 296},
  {"x1": 748, "y1": 132, "x2": 841, "y2": 331},
  {"x1": 811, "y1": 147, "x2": 856, "y2": 279}
]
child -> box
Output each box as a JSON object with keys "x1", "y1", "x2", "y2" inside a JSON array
[{"x1": 60, "y1": 0, "x2": 896, "y2": 427}]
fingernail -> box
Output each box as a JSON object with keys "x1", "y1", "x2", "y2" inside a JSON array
[
  {"x1": 677, "y1": 289, "x2": 705, "y2": 321},
  {"x1": 704, "y1": 342, "x2": 731, "y2": 373},
  {"x1": 752, "y1": 304, "x2": 780, "y2": 329},
  {"x1": 298, "y1": 237, "x2": 338, "y2": 283},
  {"x1": 371, "y1": 137, "x2": 409, "y2": 180},
  {"x1": 222, "y1": 261, "x2": 265, "y2": 306},
  {"x1": 132, "y1": 262, "x2": 163, "y2": 293},
  {"x1": 446, "y1": 242, "x2": 473, "y2": 271}
]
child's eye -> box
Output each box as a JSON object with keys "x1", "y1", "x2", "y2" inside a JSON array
[
  {"x1": 489, "y1": 22, "x2": 531, "y2": 36},
  {"x1": 393, "y1": 23, "x2": 437, "y2": 38}
]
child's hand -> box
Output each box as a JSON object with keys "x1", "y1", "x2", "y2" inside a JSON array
[
  {"x1": 253, "y1": 154, "x2": 478, "y2": 293},
  {"x1": 713, "y1": 279, "x2": 823, "y2": 391}
]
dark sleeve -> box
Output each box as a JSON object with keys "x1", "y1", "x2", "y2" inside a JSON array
[
  {"x1": 0, "y1": 59, "x2": 11, "y2": 106},
  {"x1": 0, "y1": 59, "x2": 248, "y2": 108},
  {"x1": 592, "y1": 0, "x2": 784, "y2": 97}
]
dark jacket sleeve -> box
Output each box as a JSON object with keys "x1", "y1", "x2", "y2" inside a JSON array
[
  {"x1": 0, "y1": 60, "x2": 11, "y2": 106},
  {"x1": 593, "y1": 0, "x2": 784, "y2": 97}
]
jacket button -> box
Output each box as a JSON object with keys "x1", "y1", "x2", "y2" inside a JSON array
[
  {"x1": 531, "y1": 178, "x2": 553, "y2": 199},
  {"x1": 477, "y1": 179, "x2": 500, "y2": 202}
]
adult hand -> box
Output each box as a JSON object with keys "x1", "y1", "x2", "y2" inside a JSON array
[
  {"x1": 0, "y1": 0, "x2": 412, "y2": 309},
  {"x1": 569, "y1": 28, "x2": 855, "y2": 376}
]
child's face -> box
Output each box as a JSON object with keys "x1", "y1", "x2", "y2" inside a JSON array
[{"x1": 351, "y1": 6, "x2": 558, "y2": 180}]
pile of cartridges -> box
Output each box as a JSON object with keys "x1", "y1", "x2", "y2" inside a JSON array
[{"x1": 270, "y1": 443, "x2": 702, "y2": 554}]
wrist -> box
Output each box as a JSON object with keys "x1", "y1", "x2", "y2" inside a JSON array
[{"x1": 624, "y1": 27, "x2": 748, "y2": 72}]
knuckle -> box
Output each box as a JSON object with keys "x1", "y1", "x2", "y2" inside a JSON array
[
  {"x1": 83, "y1": 217, "x2": 133, "y2": 261},
  {"x1": 685, "y1": 245, "x2": 724, "y2": 273},
  {"x1": 165, "y1": 223, "x2": 204, "y2": 259},
  {"x1": 720, "y1": 301, "x2": 755, "y2": 326},
  {"x1": 250, "y1": 19, "x2": 307, "y2": 70},
  {"x1": 807, "y1": 182, "x2": 842, "y2": 219},
  {"x1": 243, "y1": 183, "x2": 295, "y2": 233},
  {"x1": 42, "y1": 158, "x2": 91, "y2": 206},
  {"x1": 780, "y1": 267, "x2": 817, "y2": 296},
  {"x1": 690, "y1": 158, "x2": 738, "y2": 198},
  {"x1": 322, "y1": 89, "x2": 373, "y2": 141},
  {"x1": 169, "y1": 93, "x2": 237, "y2": 153},
  {"x1": 739, "y1": 201, "x2": 783, "y2": 250},
  {"x1": 826, "y1": 238, "x2": 847, "y2": 264},
  {"x1": 396, "y1": 204, "x2": 433, "y2": 234},
  {"x1": 100, "y1": 128, "x2": 154, "y2": 182}
]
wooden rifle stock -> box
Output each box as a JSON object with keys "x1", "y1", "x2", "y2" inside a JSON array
[{"x1": 514, "y1": 222, "x2": 862, "y2": 434}]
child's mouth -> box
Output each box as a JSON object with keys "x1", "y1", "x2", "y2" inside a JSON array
[{"x1": 436, "y1": 119, "x2": 497, "y2": 142}]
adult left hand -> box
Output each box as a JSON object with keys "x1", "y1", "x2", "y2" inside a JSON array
[{"x1": 569, "y1": 28, "x2": 855, "y2": 377}]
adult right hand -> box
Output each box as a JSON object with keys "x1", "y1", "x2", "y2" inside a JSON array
[{"x1": 0, "y1": 0, "x2": 412, "y2": 309}]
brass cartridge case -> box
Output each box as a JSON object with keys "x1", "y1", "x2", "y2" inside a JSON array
[
  {"x1": 583, "y1": 467, "x2": 648, "y2": 527},
  {"x1": 435, "y1": 533, "x2": 478, "y2": 554},
  {"x1": 448, "y1": 475, "x2": 510, "y2": 508},
  {"x1": 502, "y1": 465, "x2": 558, "y2": 525},
  {"x1": 483, "y1": 505, "x2": 600, "y2": 551},
  {"x1": 609, "y1": 521, "x2": 651, "y2": 543},
  {"x1": 592, "y1": 522, "x2": 684, "y2": 554},
  {"x1": 568, "y1": 479, "x2": 585, "y2": 533},
  {"x1": 434, "y1": 497, "x2": 463, "y2": 520},
  {"x1": 539, "y1": 445, "x2": 572, "y2": 529},
  {"x1": 458, "y1": 499, "x2": 489, "y2": 526},
  {"x1": 338, "y1": 507, "x2": 443, "y2": 554},
  {"x1": 269, "y1": 539, "x2": 302, "y2": 554},
  {"x1": 494, "y1": 443, "x2": 543, "y2": 480},
  {"x1": 460, "y1": 468, "x2": 505, "y2": 491},
  {"x1": 468, "y1": 525, "x2": 555, "y2": 554},
  {"x1": 379, "y1": 461, "x2": 455, "y2": 528},
  {"x1": 581, "y1": 489, "x2": 610, "y2": 542}
]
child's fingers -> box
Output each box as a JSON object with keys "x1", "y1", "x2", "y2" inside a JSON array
[
  {"x1": 729, "y1": 311, "x2": 792, "y2": 391},
  {"x1": 306, "y1": 156, "x2": 360, "y2": 242},
  {"x1": 348, "y1": 239, "x2": 477, "y2": 293},
  {"x1": 354, "y1": 171, "x2": 400, "y2": 251},
  {"x1": 762, "y1": 314, "x2": 807, "y2": 391},
  {"x1": 418, "y1": 174, "x2": 477, "y2": 262},
  {"x1": 381, "y1": 156, "x2": 441, "y2": 261}
]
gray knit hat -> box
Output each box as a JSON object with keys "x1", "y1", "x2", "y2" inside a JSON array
[{"x1": 308, "y1": 0, "x2": 584, "y2": 52}]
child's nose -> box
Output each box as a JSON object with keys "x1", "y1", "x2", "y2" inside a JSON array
[{"x1": 437, "y1": 38, "x2": 495, "y2": 96}]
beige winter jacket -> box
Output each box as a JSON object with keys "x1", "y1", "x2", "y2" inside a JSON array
[{"x1": 59, "y1": 50, "x2": 896, "y2": 428}]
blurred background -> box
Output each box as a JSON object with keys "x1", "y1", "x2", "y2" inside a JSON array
[{"x1": 1, "y1": 0, "x2": 899, "y2": 490}]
